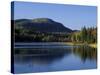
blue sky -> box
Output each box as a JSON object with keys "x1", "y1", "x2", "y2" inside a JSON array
[{"x1": 12, "y1": 1, "x2": 97, "y2": 30}]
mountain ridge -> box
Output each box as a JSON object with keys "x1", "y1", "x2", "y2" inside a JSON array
[{"x1": 13, "y1": 18, "x2": 73, "y2": 33}]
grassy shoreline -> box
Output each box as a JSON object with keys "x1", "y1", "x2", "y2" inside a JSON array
[
  {"x1": 89, "y1": 44, "x2": 97, "y2": 48},
  {"x1": 63, "y1": 42, "x2": 97, "y2": 48}
]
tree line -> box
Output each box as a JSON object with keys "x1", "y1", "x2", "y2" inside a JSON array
[
  {"x1": 71, "y1": 27, "x2": 97, "y2": 43},
  {"x1": 15, "y1": 28, "x2": 70, "y2": 42},
  {"x1": 14, "y1": 26, "x2": 97, "y2": 43}
]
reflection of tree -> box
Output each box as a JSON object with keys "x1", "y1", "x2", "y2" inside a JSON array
[{"x1": 73, "y1": 45, "x2": 97, "y2": 62}]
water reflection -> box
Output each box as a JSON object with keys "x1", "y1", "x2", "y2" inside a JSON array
[
  {"x1": 14, "y1": 44, "x2": 97, "y2": 73},
  {"x1": 14, "y1": 48, "x2": 71, "y2": 65},
  {"x1": 15, "y1": 45, "x2": 97, "y2": 64},
  {"x1": 72, "y1": 45, "x2": 97, "y2": 62}
]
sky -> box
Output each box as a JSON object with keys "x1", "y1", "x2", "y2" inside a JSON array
[{"x1": 12, "y1": 1, "x2": 97, "y2": 30}]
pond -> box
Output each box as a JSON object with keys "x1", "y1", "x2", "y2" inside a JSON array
[{"x1": 14, "y1": 42, "x2": 97, "y2": 74}]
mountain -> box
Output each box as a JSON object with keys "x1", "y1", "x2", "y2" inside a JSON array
[
  {"x1": 73, "y1": 30, "x2": 80, "y2": 32},
  {"x1": 14, "y1": 18, "x2": 73, "y2": 33}
]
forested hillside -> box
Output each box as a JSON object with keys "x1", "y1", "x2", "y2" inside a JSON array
[{"x1": 13, "y1": 18, "x2": 97, "y2": 43}]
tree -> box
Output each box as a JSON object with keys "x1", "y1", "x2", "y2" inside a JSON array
[{"x1": 81, "y1": 26, "x2": 87, "y2": 42}]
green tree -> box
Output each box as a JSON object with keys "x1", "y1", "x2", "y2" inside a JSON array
[{"x1": 81, "y1": 26, "x2": 87, "y2": 43}]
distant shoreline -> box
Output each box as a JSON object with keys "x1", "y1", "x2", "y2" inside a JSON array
[
  {"x1": 14, "y1": 42, "x2": 97, "y2": 48},
  {"x1": 63, "y1": 42, "x2": 97, "y2": 48}
]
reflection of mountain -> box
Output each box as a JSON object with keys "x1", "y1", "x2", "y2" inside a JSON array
[
  {"x1": 14, "y1": 48, "x2": 71, "y2": 65},
  {"x1": 14, "y1": 44, "x2": 72, "y2": 65},
  {"x1": 14, "y1": 46, "x2": 72, "y2": 55},
  {"x1": 73, "y1": 45, "x2": 97, "y2": 62},
  {"x1": 14, "y1": 44, "x2": 97, "y2": 65},
  {"x1": 15, "y1": 55, "x2": 64, "y2": 65}
]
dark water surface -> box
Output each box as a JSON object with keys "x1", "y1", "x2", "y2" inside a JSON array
[{"x1": 14, "y1": 43, "x2": 97, "y2": 74}]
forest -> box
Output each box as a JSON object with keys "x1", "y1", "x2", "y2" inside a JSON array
[
  {"x1": 15, "y1": 26, "x2": 97, "y2": 44},
  {"x1": 71, "y1": 27, "x2": 97, "y2": 44},
  {"x1": 14, "y1": 18, "x2": 97, "y2": 44}
]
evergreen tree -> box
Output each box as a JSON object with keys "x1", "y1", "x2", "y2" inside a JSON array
[{"x1": 81, "y1": 26, "x2": 87, "y2": 43}]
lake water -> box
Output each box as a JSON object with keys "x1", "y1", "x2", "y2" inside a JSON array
[{"x1": 14, "y1": 42, "x2": 97, "y2": 74}]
